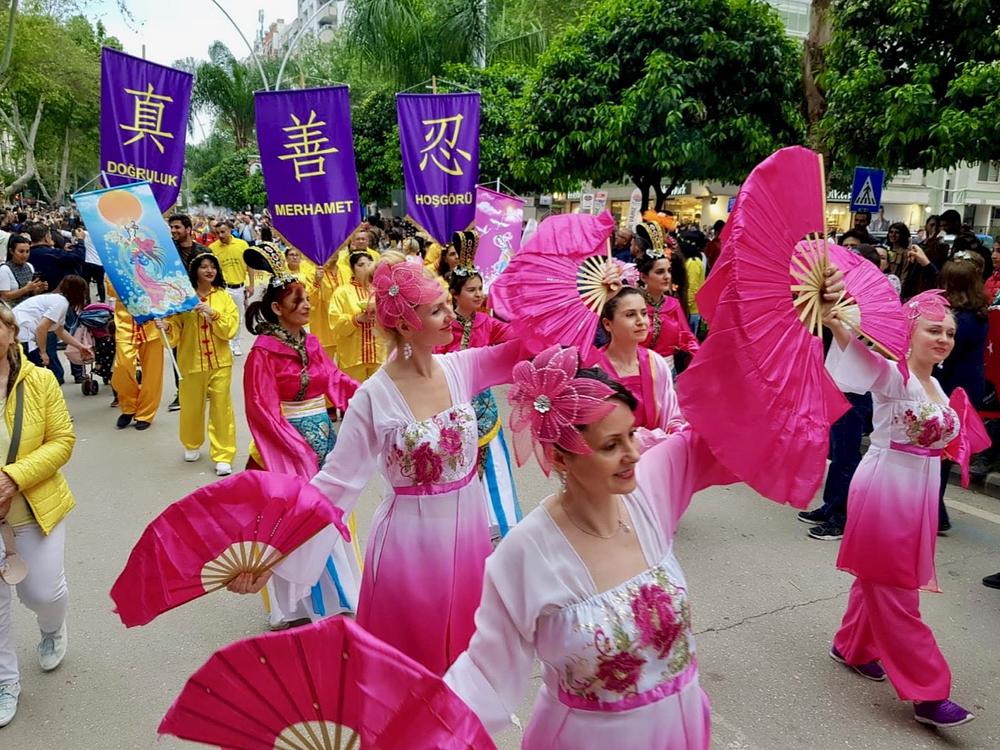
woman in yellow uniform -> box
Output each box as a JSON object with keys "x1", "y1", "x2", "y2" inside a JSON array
[
  {"x1": 158, "y1": 253, "x2": 239, "y2": 477},
  {"x1": 308, "y1": 254, "x2": 340, "y2": 363},
  {"x1": 285, "y1": 247, "x2": 317, "y2": 297},
  {"x1": 329, "y1": 251, "x2": 383, "y2": 381}
]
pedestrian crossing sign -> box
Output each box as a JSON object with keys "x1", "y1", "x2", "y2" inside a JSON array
[{"x1": 849, "y1": 166, "x2": 885, "y2": 212}]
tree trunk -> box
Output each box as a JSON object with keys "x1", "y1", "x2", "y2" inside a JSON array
[
  {"x1": 1, "y1": 97, "x2": 45, "y2": 197},
  {"x1": 804, "y1": 0, "x2": 833, "y2": 151},
  {"x1": 56, "y1": 125, "x2": 70, "y2": 203},
  {"x1": 632, "y1": 176, "x2": 651, "y2": 212},
  {"x1": 36, "y1": 173, "x2": 51, "y2": 203},
  {"x1": 0, "y1": 0, "x2": 19, "y2": 78}
]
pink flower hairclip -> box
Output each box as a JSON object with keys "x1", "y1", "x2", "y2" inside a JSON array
[
  {"x1": 507, "y1": 345, "x2": 617, "y2": 475},
  {"x1": 373, "y1": 261, "x2": 443, "y2": 331},
  {"x1": 906, "y1": 289, "x2": 950, "y2": 329}
]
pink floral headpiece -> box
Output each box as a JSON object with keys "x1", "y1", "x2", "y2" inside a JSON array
[
  {"x1": 507, "y1": 345, "x2": 617, "y2": 475},
  {"x1": 373, "y1": 261, "x2": 443, "y2": 331},
  {"x1": 906, "y1": 289, "x2": 950, "y2": 334}
]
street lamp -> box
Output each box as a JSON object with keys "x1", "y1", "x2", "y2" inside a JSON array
[
  {"x1": 276, "y1": 0, "x2": 338, "y2": 90},
  {"x1": 208, "y1": 0, "x2": 271, "y2": 90}
]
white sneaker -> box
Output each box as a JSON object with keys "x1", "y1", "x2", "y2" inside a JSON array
[
  {"x1": 215, "y1": 462, "x2": 232, "y2": 476},
  {"x1": 231, "y1": 343, "x2": 243, "y2": 357},
  {"x1": 0, "y1": 681, "x2": 19, "y2": 727},
  {"x1": 38, "y1": 623, "x2": 67, "y2": 672},
  {"x1": 184, "y1": 449, "x2": 201, "y2": 462}
]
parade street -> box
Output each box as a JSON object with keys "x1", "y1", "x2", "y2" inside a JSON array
[{"x1": 2, "y1": 341, "x2": 998, "y2": 750}]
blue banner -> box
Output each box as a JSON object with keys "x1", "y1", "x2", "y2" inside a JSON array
[{"x1": 73, "y1": 182, "x2": 199, "y2": 323}]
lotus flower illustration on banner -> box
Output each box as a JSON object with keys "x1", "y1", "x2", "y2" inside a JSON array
[{"x1": 74, "y1": 182, "x2": 198, "y2": 323}]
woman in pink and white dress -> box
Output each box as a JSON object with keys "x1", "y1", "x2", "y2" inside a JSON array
[
  {"x1": 306, "y1": 252, "x2": 524, "y2": 676},
  {"x1": 823, "y1": 290, "x2": 977, "y2": 728}
]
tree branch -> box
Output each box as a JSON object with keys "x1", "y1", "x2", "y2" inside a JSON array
[{"x1": 0, "y1": 0, "x2": 18, "y2": 79}]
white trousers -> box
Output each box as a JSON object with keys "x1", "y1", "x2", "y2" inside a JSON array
[
  {"x1": 0, "y1": 521, "x2": 68, "y2": 684},
  {"x1": 225, "y1": 286, "x2": 246, "y2": 352}
]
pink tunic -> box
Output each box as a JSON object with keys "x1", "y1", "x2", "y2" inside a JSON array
[
  {"x1": 436, "y1": 312, "x2": 512, "y2": 353},
  {"x1": 589, "y1": 346, "x2": 684, "y2": 432},
  {"x1": 310, "y1": 341, "x2": 524, "y2": 675},
  {"x1": 243, "y1": 334, "x2": 358, "y2": 478},
  {"x1": 445, "y1": 430, "x2": 736, "y2": 749},
  {"x1": 826, "y1": 337, "x2": 959, "y2": 592},
  {"x1": 643, "y1": 295, "x2": 699, "y2": 359}
]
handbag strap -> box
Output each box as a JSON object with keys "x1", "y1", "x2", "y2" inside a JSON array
[{"x1": 6, "y1": 380, "x2": 24, "y2": 466}]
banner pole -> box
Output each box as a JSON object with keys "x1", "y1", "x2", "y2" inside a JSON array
[{"x1": 162, "y1": 335, "x2": 182, "y2": 382}]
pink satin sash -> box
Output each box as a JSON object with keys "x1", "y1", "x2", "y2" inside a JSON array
[
  {"x1": 392, "y1": 466, "x2": 477, "y2": 496},
  {"x1": 557, "y1": 658, "x2": 699, "y2": 713},
  {"x1": 889, "y1": 441, "x2": 943, "y2": 458}
]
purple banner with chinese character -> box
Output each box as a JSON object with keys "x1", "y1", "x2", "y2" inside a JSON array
[
  {"x1": 255, "y1": 86, "x2": 362, "y2": 266},
  {"x1": 397, "y1": 92, "x2": 480, "y2": 245},
  {"x1": 99, "y1": 48, "x2": 193, "y2": 213}
]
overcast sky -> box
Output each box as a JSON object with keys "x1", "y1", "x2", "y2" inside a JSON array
[{"x1": 91, "y1": 0, "x2": 299, "y2": 68}]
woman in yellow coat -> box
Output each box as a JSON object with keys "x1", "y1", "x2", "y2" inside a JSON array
[
  {"x1": 285, "y1": 247, "x2": 317, "y2": 297},
  {"x1": 329, "y1": 251, "x2": 384, "y2": 382},
  {"x1": 308, "y1": 255, "x2": 340, "y2": 362},
  {"x1": 158, "y1": 253, "x2": 239, "y2": 477},
  {"x1": 0, "y1": 304, "x2": 76, "y2": 727}
]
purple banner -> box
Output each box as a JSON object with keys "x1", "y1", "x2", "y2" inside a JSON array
[
  {"x1": 255, "y1": 86, "x2": 362, "y2": 266},
  {"x1": 99, "y1": 48, "x2": 193, "y2": 213},
  {"x1": 397, "y1": 93, "x2": 480, "y2": 245},
  {"x1": 474, "y1": 186, "x2": 524, "y2": 292}
]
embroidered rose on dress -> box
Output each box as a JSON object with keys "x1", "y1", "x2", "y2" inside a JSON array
[
  {"x1": 410, "y1": 442, "x2": 444, "y2": 485},
  {"x1": 594, "y1": 645, "x2": 646, "y2": 694},
  {"x1": 631, "y1": 584, "x2": 683, "y2": 659},
  {"x1": 439, "y1": 426, "x2": 463, "y2": 456},
  {"x1": 896, "y1": 403, "x2": 960, "y2": 448}
]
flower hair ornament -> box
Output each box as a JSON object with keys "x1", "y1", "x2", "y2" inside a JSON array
[
  {"x1": 243, "y1": 243, "x2": 297, "y2": 288},
  {"x1": 905, "y1": 289, "x2": 950, "y2": 332},
  {"x1": 451, "y1": 230, "x2": 480, "y2": 278},
  {"x1": 507, "y1": 345, "x2": 617, "y2": 475},
  {"x1": 372, "y1": 260, "x2": 443, "y2": 331}
]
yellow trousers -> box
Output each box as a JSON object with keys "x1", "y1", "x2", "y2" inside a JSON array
[
  {"x1": 341, "y1": 362, "x2": 381, "y2": 382},
  {"x1": 111, "y1": 338, "x2": 164, "y2": 423},
  {"x1": 179, "y1": 367, "x2": 236, "y2": 463}
]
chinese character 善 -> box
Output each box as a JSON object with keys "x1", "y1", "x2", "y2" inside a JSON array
[
  {"x1": 279, "y1": 110, "x2": 338, "y2": 182},
  {"x1": 419, "y1": 114, "x2": 471, "y2": 176}
]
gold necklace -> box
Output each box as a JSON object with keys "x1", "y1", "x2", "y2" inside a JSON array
[{"x1": 559, "y1": 494, "x2": 631, "y2": 539}]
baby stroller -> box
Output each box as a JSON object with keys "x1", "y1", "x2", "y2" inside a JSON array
[{"x1": 66, "y1": 303, "x2": 115, "y2": 396}]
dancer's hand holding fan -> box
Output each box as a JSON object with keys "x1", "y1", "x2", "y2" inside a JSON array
[{"x1": 111, "y1": 471, "x2": 349, "y2": 627}]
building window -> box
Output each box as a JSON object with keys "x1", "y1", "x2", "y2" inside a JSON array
[
  {"x1": 944, "y1": 178, "x2": 953, "y2": 205},
  {"x1": 978, "y1": 162, "x2": 1000, "y2": 183}
]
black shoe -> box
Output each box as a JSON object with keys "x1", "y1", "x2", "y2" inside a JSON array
[
  {"x1": 984, "y1": 573, "x2": 1000, "y2": 590},
  {"x1": 969, "y1": 454, "x2": 991, "y2": 482},
  {"x1": 797, "y1": 508, "x2": 828, "y2": 525},
  {"x1": 808, "y1": 522, "x2": 844, "y2": 541},
  {"x1": 937, "y1": 520, "x2": 951, "y2": 536},
  {"x1": 168, "y1": 395, "x2": 180, "y2": 412},
  {"x1": 133, "y1": 420, "x2": 151, "y2": 431},
  {"x1": 116, "y1": 413, "x2": 134, "y2": 429},
  {"x1": 110, "y1": 398, "x2": 118, "y2": 408}
]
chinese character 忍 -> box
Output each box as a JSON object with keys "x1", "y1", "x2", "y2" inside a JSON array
[
  {"x1": 419, "y1": 114, "x2": 471, "y2": 176},
  {"x1": 278, "y1": 110, "x2": 338, "y2": 182},
  {"x1": 120, "y1": 83, "x2": 175, "y2": 154}
]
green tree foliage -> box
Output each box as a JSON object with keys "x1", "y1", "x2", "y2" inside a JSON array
[
  {"x1": 351, "y1": 86, "x2": 402, "y2": 206},
  {"x1": 344, "y1": 0, "x2": 591, "y2": 89},
  {"x1": 191, "y1": 147, "x2": 265, "y2": 211},
  {"x1": 818, "y1": 0, "x2": 1000, "y2": 173},
  {"x1": 511, "y1": 0, "x2": 804, "y2": 210}
]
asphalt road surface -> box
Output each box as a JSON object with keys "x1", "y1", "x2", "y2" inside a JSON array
[{"x1": 4, "y1": 339, "x2": 999, "y2": 749}]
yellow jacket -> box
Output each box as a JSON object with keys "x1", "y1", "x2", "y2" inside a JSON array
[
  {"x1": 291, "y1": 257, "x2": 318, "y2": 297},
  {"x1": 685, "y1": 257, "x2": 705, "y2": 316},
  {"x1": 330, "y1": 281, "x2": 384, "y2": 369},
  {"x1": 2, "y1": 358, "x2": 76, "y2": 535},
  {"x1": 336, "y1": 248, "x2": 380, "y2": 286},
  {"x1": 209, "y1": 237, "x2": 250, "y2": 287},
  {"x1": 165, "y1": 287, "x2": 239, "y2": 374},
  {"x1": 112, "y1": 297, "x2": 161, "y2": 346},
  {"x1": 308, "y1": 268, "x2": 339, "y2": 350}
]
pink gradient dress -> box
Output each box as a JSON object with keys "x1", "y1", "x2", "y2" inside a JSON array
[
  {"x1": 642, "y1": 294, "x2": 699, "y2": 368},
  {"x1": 826, "y1": 337, "x2": 959, "y2": 593},
  {"x1": 445, "y1": 430, "x2": 736, "y2": 749},
  {"x1": 589, "y1": 346, "x2": 684, "y2": 433},
  {"x1": 308, "y1": 341, "x2": 524, "y2": 675}
]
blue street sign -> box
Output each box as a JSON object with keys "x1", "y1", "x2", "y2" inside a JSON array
[
  {"x1": 727, "y1": 196, "x2": 737, "y2": 212},
  {"x1": 849, "y1": 166, "x2": 885, "y2": 213}
]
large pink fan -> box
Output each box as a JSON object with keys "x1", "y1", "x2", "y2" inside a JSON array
[
  {"x1": 159, "y1": 616, "x2": 496, "y2": 750},
  {"x1": 944, "y1": 388, "x2": 991, "y2": 487},
  {"x1": 490, "y1": 211, "x2": 617, "y2": 360},
  {"x1": 677, "y1": 146, "x2": 850, "y2": 507},
  {"x1": 111, "y1": 471, "x2": 348, "y2": 627}
]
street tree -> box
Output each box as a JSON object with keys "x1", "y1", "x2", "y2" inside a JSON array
[
  {"x1": 191, "y1": 147, "x2": 266, "y2": 211},
  {"x1": 816, "y1": 0, "x2": 1000, "y2": 173},
  {"x1": 510, "y1": 0, "x2": 804, "y2": 211}
]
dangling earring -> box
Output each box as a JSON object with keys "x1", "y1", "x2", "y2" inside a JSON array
[
  {"x1": 402, "y1": 342, "x2": 413, "y2": 360},
  {"x1": 557, "y1": 471, "x2": 567, "y2": 491}
]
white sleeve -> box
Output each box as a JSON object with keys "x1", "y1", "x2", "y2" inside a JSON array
[
  {"x1": 825, "y1": 332, "x2": 898, "y2": 397},
  {"x1": 444, "y1": 543, "x2": 537, "y2": 733},
  {"x1": 43, "y1": 296, "x2": 70, "y2": 327},
  {"x1": 0, "y1": 266, "x2": 15, "y2": 292}
]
